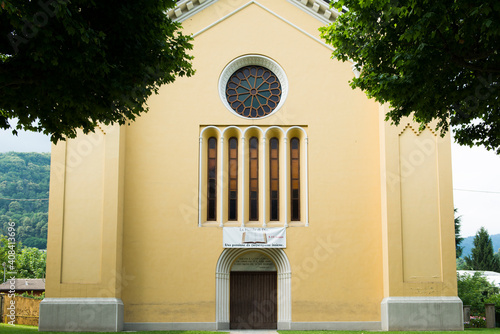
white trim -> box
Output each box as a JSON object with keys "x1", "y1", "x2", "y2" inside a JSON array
[
  {"x1": 221, "y1": 125, "x2": 244, "y2": 137},
  {"x1": 198, "y1": 137, "x2": 203, "y2": 227},
  {"x1": 192, "y1": 1, "x2": 253, "y2": 38},
  {"x1": 167, "y1": 0, "x2": 218, "y2": 23},
  {"x1": 283, "y1": 137, "x2": 289, "y2": 227},
  {"x1": 381, "y1": 297, "x2": 463, "y2": 331},
  {"x1": 304, "y1": 136, "x2": 309, "y2": 226},
  {"x1": 240, "y1": 136, "x2": 246, "y2": 226},
  {"x1": 198, "y1": 126, "x2": 223, "y2": 227},
  {"x1": 192, "y1": 1, "x2": 335, "y2": 51},
  {"x1": 218, "y1": 54, "x2": 289, "y2": 120},
  {"x1": 215, "y1": 248, "x2": 292, "y2": 329},
  {"x1": 264, "y1": 126, "x2": 287, "y2": 226},
  {"x1": 222, "y1": 126, "x2": 244, "y2": 226},
  {"x1": 170, "y1": 0, "x2": 340, "y2": 25},
  {"x1": 287, "y1": 0, "x2": 341, "y2": 24},
  {"x1": 200, "y1": 126, "x2": 307, "y2": 228},
  {"x1": 286, "y1": 126, "x2": 309, "y2": 226},
  {"x1": 243, "y1": 126, "x2": 265, "y2": 226},
  {"x1": 219, "y1": 136, "x2": 224, "y2": 227},
  {"x1": 39, "y1": 298, "x2": 124, "y2": 331},
  {"x1": 262, "y1": 135, "x2": 267, "y2": 227}
]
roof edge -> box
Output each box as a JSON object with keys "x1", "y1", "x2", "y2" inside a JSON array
[{"x1": 167, "y1": 0, "x2": 339, "y2": 24}]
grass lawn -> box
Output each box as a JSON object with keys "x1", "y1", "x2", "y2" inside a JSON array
[{"x1": 278, "y1": 330, "x2": 500, "y2": 334}]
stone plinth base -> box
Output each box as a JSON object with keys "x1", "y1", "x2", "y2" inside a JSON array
[
  {"x1": 381, "y1": 297, "x2": 463, "y2": 331},
  {"x1": 39, "y1": 298, "x2": 123, "y2": 332}
]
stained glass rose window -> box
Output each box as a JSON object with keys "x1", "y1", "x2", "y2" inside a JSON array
[{"x1": 225, "y1": 66, "x2": 282, "y2": 118}]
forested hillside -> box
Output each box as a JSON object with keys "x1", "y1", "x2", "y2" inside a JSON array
[
  {"x1": 461, "y1": 233, "x2": 500, "y2": 258},
  {"x1": 0, "y1": 152, "x2": 50, "y2": 249}
]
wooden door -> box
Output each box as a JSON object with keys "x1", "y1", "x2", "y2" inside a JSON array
[{"x1": 230, "y1": 271, "x2": 277, "y2": 329}]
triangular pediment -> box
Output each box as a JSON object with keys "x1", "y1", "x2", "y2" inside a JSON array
[
  {"x1": 167, "y1": 0, "x2": 340, "y2": 24},
  {"x1": 189, "y1": 1, "x2": 334, "y2": 53}
]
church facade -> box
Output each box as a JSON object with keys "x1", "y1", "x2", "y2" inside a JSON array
[{"x1": 40, "y1": 0, "x2": 463, "y2": 331}]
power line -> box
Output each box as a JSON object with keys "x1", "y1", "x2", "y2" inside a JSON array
[
  {"x1": 454, "y1": 188, "x2": 500, "y2": 194},
  {"x1": 0, "y1": 198, "x2": 49, "y2": 201}
]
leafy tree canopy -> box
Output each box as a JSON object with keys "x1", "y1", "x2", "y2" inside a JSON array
[
  {"x1": 465, "y1": 227, "x2": 500, "y2": 272},
  {"x1": 0, "y1": 0, "x2": 194, "y2": 142},
  {"x1": 16, "y1": 246, "x2": 46, "y2": 278},
  {"x1": 457, "y1": 271, "x2": 498, "y2": 313},
  {"x1": 0, "y1": 235, "x2": 46, "y2": 279},
  {"x1": 320, "y1": 0, "x2": 500, "y2": 153},
  {"x1": 455, "y1": 209, "x2": 464, "y2": 258}
]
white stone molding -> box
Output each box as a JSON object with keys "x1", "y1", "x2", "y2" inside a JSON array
[
  {"x1": 286, "y1": 126, "x2": 309, "y2": 226},
  {"x1": 192, "y1": 1, "x2": 335, "y2": 53},
  {"x1": 200, "y1": 126, "x2": 308, "y2": 227},
  {"x1": 287, "y1": 0, "x2": 340, "y2": 24},
  {"x1": 167, "y1": 0, "x2": 217, "y2": 23},
  {"x1": 240, "y1": 136, "x2": 246, "y2": 227},
  {"x1": 243, "y1": 126, "x2": 266, "y2": 226},
  {"x1": 219, "y1": 136, "x2": 224, "y2": 227},
  {"x1": 169, "y1": 0, "x2": 339, "y2": 25},
  {"x1": 221, "y1": 126, "x2": 244, "y2": 226},
  {"x1": 198, "y1": 126, "x2": 223, "y2": 227},
  {"x1": 39, "y1": 298, "x2": 124, "y2": 331},
  {"x1": 261, "y1": 136, "x2": 267, "y2": 227},
  {"x1": 218, "y1": 55, "x2": 289, "y2": 120},
  {"x1": 283, "y1": 136, "x2": 289, "y2": 227},
  {"x1": 264, "y1": 126, "x2": 286, "y2": 227},
  {"x1": 198, "y1": 136, "x2": 203, "y2": 227},
  {"x1": 215, "y1": 248, "x2": 292, "y2": 329},
  {"x1": 351, "y1": 63, "x2": 361, "y2": 78},
  {"x1": 381, "y1": 297, "x2": 463, "y2": 331}
]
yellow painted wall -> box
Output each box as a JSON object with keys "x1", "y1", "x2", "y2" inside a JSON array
[
  {"x1": 379, "y1": 104, "x2": 457, "y2": 298},
  {"x1": 45, "y1": 0, "x2": 457, "y2": 325}
]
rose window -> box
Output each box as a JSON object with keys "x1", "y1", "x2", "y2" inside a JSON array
[{"x1": 225, "y1": 66, "x2": 282, "y2": 118}]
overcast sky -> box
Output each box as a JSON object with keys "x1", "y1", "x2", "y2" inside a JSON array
[{"x1": 0, "y1": 122, "x2": 499, "y2": 238}]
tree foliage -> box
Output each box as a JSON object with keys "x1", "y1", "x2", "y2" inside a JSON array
[
  {"x1": 465, "y1": 227, "x2": 500, "y2": 272},
  {"x1": 0, "y1": 235, "x2": 46, "y2": 280},
  {"x1": 0, "y1": 152, "x2": 49, "y2": 248},
  {"x1": 320, "y1": 0, "x2": 500, "y2": 153},
  {"x1": 457, "y1": 272, "x2": 499, "y2": 314},
  {"x1": 455, "y1": 209, "x2": 464, "y2": 258},
  {"x1": 0, "y1": 0, "x2": 194, "y2": 142},
  {"x1": 16, "y1": 246, "x2": 46, "y2": 278}
]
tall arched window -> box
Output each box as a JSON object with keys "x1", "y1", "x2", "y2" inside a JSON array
[
  {"x1": 207, "y1": 137, "x2": 217, "y2": 221},
  {"x1": 290, "y1": 137, "x2": 300, "y2": 221},
  {"x1": 249, "y1": 137, "x2": 259, "y2": 221},
  {"x1": 228, "y1": 137, "x2": 238, "y2": 221},
  {"x1": 269, "y1": 137, "x2": 279, "y2": 221},
  {"x1": 200, "y1": 126, "x2": 308, "y2": 227}
]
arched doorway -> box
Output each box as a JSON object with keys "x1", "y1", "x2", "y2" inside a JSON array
[
  {"x1": 230, "y1": 252, "x2": 277, "y2": 329},
  {"x1": 215, "y1": 248, "x2": 291, "y2": 330}
]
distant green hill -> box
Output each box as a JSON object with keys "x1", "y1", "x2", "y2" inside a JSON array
[
  {"x1": 0, "y1": 152, "x2": 50, "y2": 249},
  {"x1": 461, "y1": 233, "x2": 500, "y2": 257}
]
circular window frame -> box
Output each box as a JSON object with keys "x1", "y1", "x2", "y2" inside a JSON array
[{"x1": 219, "y1": 55, "x2": 288, "y2": 120}]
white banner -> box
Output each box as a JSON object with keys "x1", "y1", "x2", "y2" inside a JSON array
[{"x1": 223, "y1": 227, "x2": 286, "y2": 248}]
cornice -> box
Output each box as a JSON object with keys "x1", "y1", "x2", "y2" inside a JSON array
[{"x1": 167, "y1": 0, "x2": 338, "y2": 24}]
